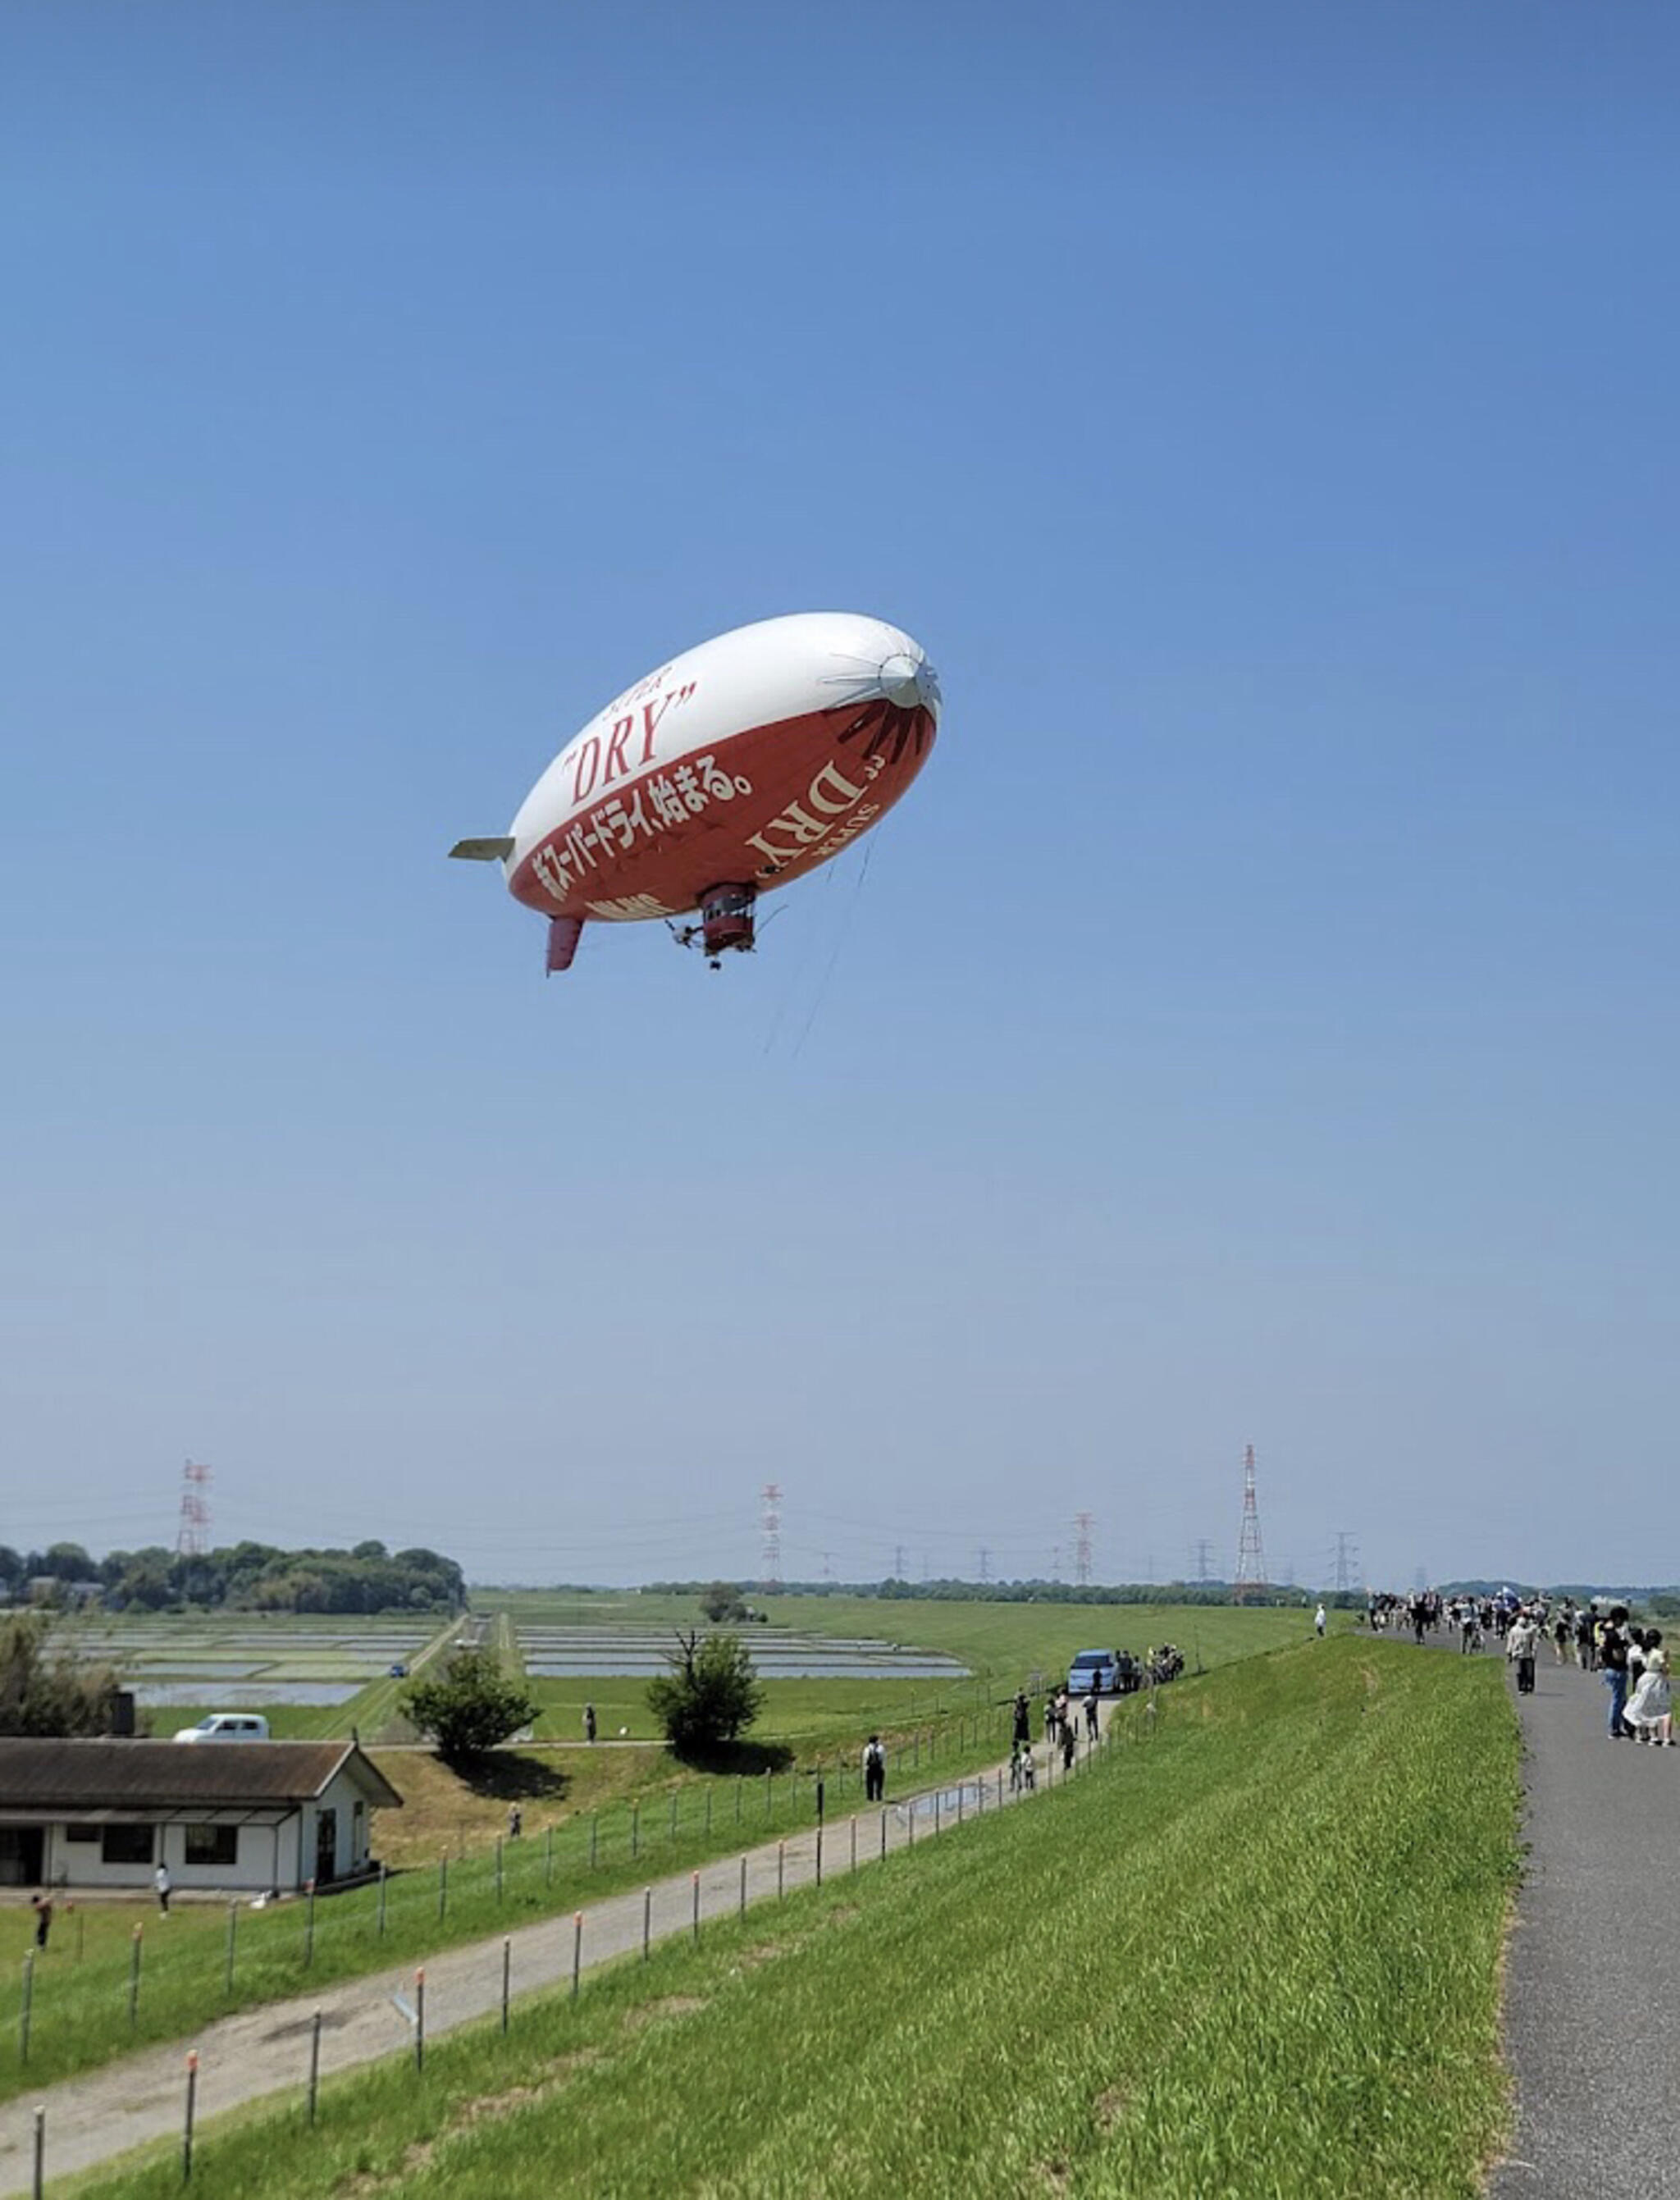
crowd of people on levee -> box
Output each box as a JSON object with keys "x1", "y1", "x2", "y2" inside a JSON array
[{"x1": 1363, "y1": 1584, "x2": 1673, "y2": 1741}]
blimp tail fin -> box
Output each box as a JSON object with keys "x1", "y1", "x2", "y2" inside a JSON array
[
  {"x1": 449, "y1": 837, "x2": 515, "y2": 862},
  {"x1": 546, "y1": 917, "x2": 584, "y2": 974}
]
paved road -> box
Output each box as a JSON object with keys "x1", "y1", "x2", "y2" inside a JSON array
[
  {"x1": 0, "y1": 1721, "x2": 1105, "y2": 2193},
  {"x1": 1491, "y1": 1648, "x2": 1680, "y2": 2199}
]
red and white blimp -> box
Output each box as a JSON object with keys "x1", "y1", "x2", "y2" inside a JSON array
[{"x1": 450, "y1": 611, "x2": 940, "y2": 973}]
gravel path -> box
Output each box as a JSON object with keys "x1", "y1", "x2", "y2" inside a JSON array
[
  {"x1": 1491, "y1": 1647, "x2": 1680, "y2": 2198},
  {"x1": 0, "y1": 1723, "x2": 1103, "y2": 2193}
]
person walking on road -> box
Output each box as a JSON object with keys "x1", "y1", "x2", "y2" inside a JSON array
[
  {"x1": 1626, "y1": 1630, "x2": 1672, "y2": 1744},
  {"x1": 1600, "y1": 1607, "x2": 1634, "y2": 1737},
  {"x1": 1314, "y1": 1604, "x2": 1326, "y2": 1638},
  {"x1": 862, "y1": 1733, "x2": 886, "y2": 1803},
  {"x1": 153, "y1": 1863, "x2": 171, "y2": 1915},
  {"x1": 1507, "y1": 1609, "x2": 1540, "y2": 1696},
  {"x1": 1012, "y1": 1691, "x2": 1031, "y2": 1748},
  {"x1": 1083, "y1": 1683, "x2": 1100, "y2": 1741}
]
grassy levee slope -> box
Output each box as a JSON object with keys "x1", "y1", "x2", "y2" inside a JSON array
[{"x1": 85, "y1": 1639, "x2": 1518, "y2": 2200}]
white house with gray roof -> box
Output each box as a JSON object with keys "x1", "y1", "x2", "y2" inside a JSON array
[{"x1": 0, "y1": 1740, "x2": 402, "y2": 1894}]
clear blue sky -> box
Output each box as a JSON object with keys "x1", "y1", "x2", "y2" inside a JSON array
[{"x1": 2, "y1": 3, "x2": 1675, "y2": 1590}]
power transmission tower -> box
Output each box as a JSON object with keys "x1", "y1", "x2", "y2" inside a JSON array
[
  {"x1": 1194, "y1": 1538, "x2": 1213, "y2": 1585},
  {"x1": 1333, "y1": 1531, "x2": 1360, "y2": 1595},
  {"x1": 820, "y1": 1551, "x2": 833, "y2": 1582},
  {"x1": 893, "y1": 1545, "x2": 906, "y2": 1582},
  {"x1": 1051, "y1": 1545, "x2": 1062, "y2": 1583},
  {"x1": 1233, "y1": 1444, "x2": 1267, "y2": 1603},
  {"x1": 176, "y1": 1460, "x2": 212, "y2": 1559},
  {"x1": 977, "y1": 1546, "x2": 991, "y2": 1584},
  {"x1": 1073, "y1": 1513, "x2": 1094, "y2": 1587},
  {"x1": 760, "y1": 1484, "x2": 783, "y2": 1590}
]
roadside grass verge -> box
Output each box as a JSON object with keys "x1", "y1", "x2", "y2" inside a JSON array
[{"x1": 78, "y1": 1639, "x2": 1518, "y2": 2200}]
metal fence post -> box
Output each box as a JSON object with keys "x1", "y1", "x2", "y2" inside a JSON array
[
  {"x1": 815, "y1": 1825, "x2": 823, "y2": 1887},
  {"x1": 308, "y1": 2010, "x2": 322, "y2": 2125},
  {"x1": 378, "y1": 1863, "x2": 389, "y2": 1936},
  {"x1": 500, "y1": 1938, "x2": 510, "y2": 2033},
  {"x1": 739, "y1": 1854, "x2": 747, "y2": 1916},
  {"x1": 692, "y1": 1870, "x2": 700, "y2": 1943},
  {"x1": 414, "y1": 1969, "x2": 426, "y2": 2072},
  {"x1": 304, "y1": 1879, "x2": 316, "y2": 1968},
  {"x1": 31, "y1": 2106, "x2": 43, "y2": 2200},
  {"x1": 572, "y1": 1911, "x2": 582, "y2": 1999},
  {"x1": 879, "y1": 1808, "x2": 887, "y2": 1860},
  {"x1": 129, "y1": 1924, "x2": 143, "y2": 2030},
  {"x1": 182, "y1": 2050, "x2": 199, "y2": 2182},
  {"x1": 642, "y1": 1887, "x2": 651, "y2": 1960}
]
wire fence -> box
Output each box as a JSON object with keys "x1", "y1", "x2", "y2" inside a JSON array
[
  {"x1": 1, "y1": 1701, "x2": 1036, "y2": 2097},
  {"x1": 13, "y1": 1709, "x2": 1153, "y2": 2193}
]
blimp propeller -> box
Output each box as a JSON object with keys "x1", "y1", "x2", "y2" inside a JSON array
[{"x1": 450, "y1": 612, "x2": 940, "y2": 979}]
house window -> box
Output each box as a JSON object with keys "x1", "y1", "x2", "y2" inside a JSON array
[
  {"x1": 65, "y1": 1824, "x2": 101, "y2": 1844},
  {"x1": 101, "y1": 1823, "x2": 155, "y2": 1866},
  {"x1": 184, "y1": 1824, "x2": 238, "y2": 1868}
]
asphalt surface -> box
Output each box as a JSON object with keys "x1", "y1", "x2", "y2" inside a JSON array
[
  {"x1": 0, "y1": 1718, "x2": 1105, "y2": 2194},
  {"x1": 1491, "y1": 1646, "x2": 1680, "y2": 2199}
]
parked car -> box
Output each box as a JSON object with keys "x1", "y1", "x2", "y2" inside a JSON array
[
  {"x1": 387, "y1": 1662, "x2": 408, "y2": 1678},
  {"x1": 172, "y1": 1713, "x2": 271, "y2": 1743},
  {"x1": 1066, "y1": 1648, "x2": 1123, "y2": 1697}
]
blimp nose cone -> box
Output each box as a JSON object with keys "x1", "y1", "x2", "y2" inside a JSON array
[{"x1": 879, "y1": 650, "x2": 941, "y2": 716}]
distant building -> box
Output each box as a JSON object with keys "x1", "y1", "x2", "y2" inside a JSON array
[{"x1": 0, "y1": 1740, "x2": 401, "y2": 1894}]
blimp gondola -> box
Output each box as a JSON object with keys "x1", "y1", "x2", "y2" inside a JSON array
[{"x1": 450, "y1": 611, "x2": 940, "y2": 973}]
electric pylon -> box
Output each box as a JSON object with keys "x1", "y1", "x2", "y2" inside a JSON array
[
  {"x1": 760, "y1": 1484, "x2": 782, "y2": 1590},
  {"x1": 1233, "y1": 1445, "x2": 1267, "y2": 1602}
]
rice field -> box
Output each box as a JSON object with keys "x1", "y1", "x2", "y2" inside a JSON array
[
  {"x1": 76, "y1": 1638, "x2": 1521, "y2": 2199},
  {"x1": 49, "y1": 1613, "x2": 460, "y2": 1738}
]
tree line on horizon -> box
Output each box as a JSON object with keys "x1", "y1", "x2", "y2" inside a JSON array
[{"x1": 0, "y1": 1539, "x2": 466, "y2": 1615}]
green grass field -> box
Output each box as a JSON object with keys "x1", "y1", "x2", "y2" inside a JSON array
[
  {"x1": 79, "y1": 1638, "x2": 1520, "y2": 2200},
  {"x1": 0, "y1": 1598, "x2": 1334, "y2": 2107},
  {"x1": 484, "y1": 1588, "x2": 1324, "y2": 1746}
]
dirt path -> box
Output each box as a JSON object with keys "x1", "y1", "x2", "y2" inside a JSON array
[{"x1": 0, "y1": 1717, "x2": 1112, "y2": 2193}]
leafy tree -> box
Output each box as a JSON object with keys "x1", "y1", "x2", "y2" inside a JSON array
[
  {"x1": 400, "y1": 1650, "x2": 541, "y2": 1764},
  {"x1": 699, "y1": 1582, "x2": 749, "y2": 1624},
  {"x1": 0, "y1": 1613, "x2": 121, "y2": 1735},
  {"x1": 647, "y1": 1630, "x2": 764, "y2": 1758}
]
